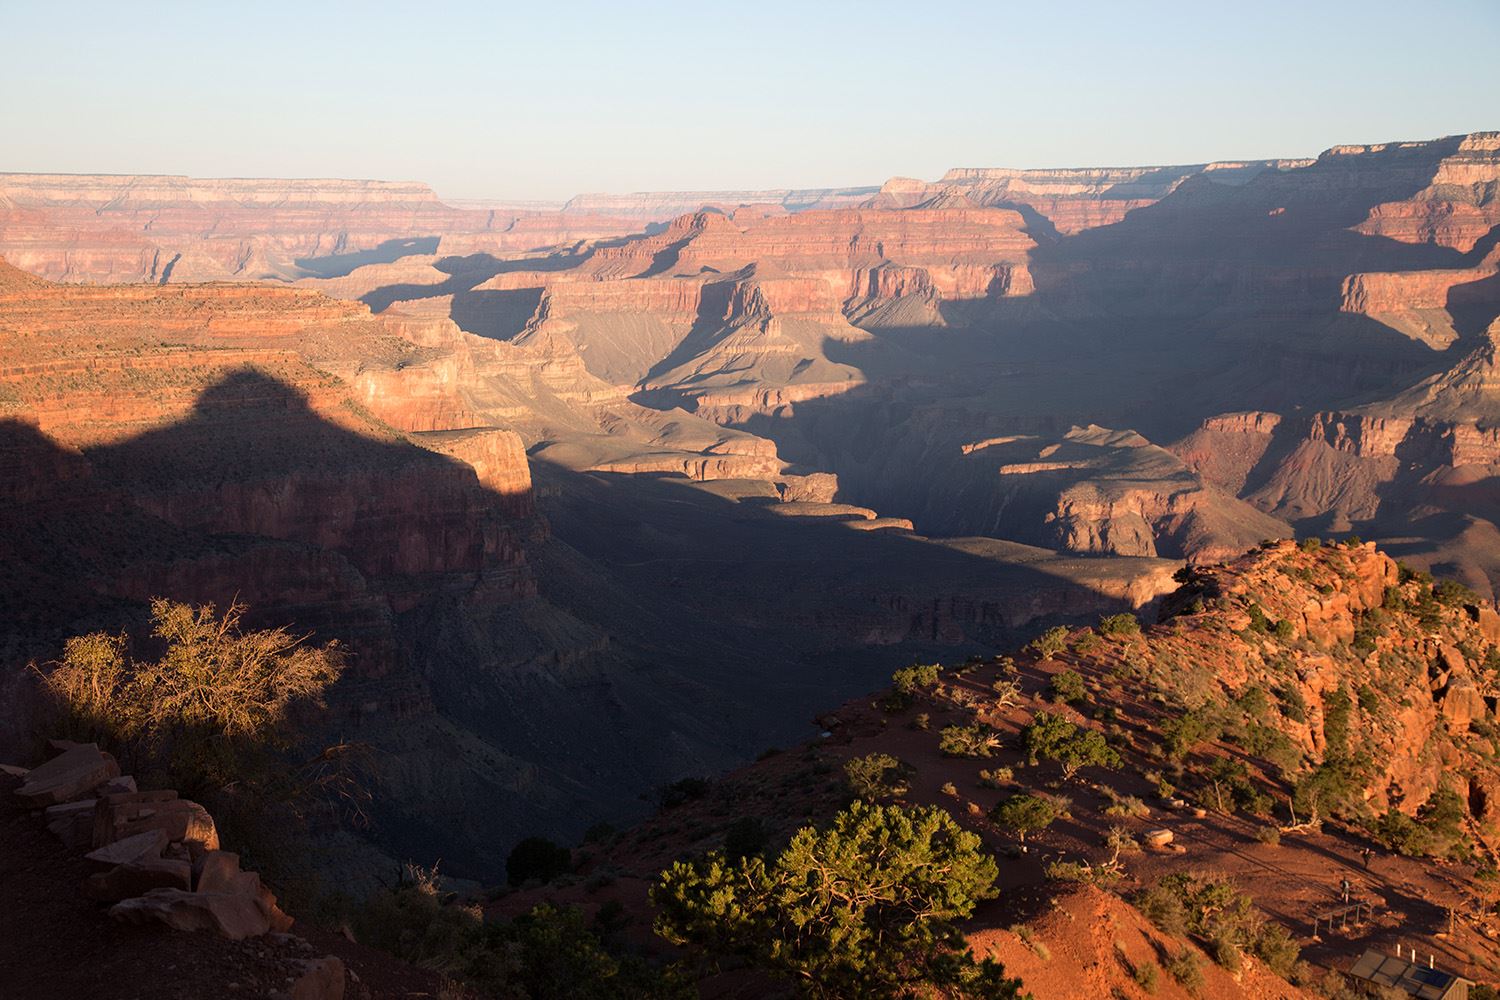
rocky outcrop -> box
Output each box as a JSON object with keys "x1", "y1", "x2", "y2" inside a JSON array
[
  {"x1": 1353, "y1": 133, "x2": 1500, "y2": 252},
  {"x1": 5, "y1": 742, "x2": 292, "y2": 940}
]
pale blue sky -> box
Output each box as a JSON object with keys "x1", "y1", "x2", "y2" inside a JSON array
[{"x1": 2, "y1": 0, "x2": 1495, "y2": 200}]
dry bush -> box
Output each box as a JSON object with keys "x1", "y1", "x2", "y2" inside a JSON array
[{"x1": 39, "y1": 597, "x2": 344, "y2": 792}]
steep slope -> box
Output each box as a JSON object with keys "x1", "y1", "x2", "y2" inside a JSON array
[{"x1": 536, "y1": 540, "x2": 1500, "y2": 995}]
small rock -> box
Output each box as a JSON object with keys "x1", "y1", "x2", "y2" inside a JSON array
[
  {"x1": 0, "y1": 763, "x2": 28, "y2": 778},
  {"x1": 1144, "y1": 829, "x2": 1175, "y2": 848},
  {"x1": 96, "y1": 775, "x2": 138, "y2": 796}
]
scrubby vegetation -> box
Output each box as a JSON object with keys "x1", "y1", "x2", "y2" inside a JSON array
[
  {"x1": 40, "y1": 598, "x2": 345, "y2": 794},
  {"x1": 1136, "y1": 873, "x2": 1299, "y2": 976},
  {"x1": 506, "y1": 836, "x2": 573, "y2": 887},
  {"x1": 1020, "y1": 712, "x2": 1121, "y2": 779},
  {"x1": 653, "y1": 801, "x2": 1021, "y2": 999},
  {"x1": 990, "y1": 792, "x2": 1061, "y2": 844},
  {"x1": 845, "y1": 752, "x2": 911, "y2": 800},
  {"x1": 346, "y1": 866, "x2": 688, "y2": 999},
  {"x1": 939, "y1": 723, "x2": 1002, "y2": 758}
]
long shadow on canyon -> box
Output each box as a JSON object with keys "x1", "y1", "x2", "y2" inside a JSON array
[
  {"x1": 666, "y1": 140, "x2": 1500, "y2": 543},
  {"x1": 0, "y1": 368, "x2": 1154, "y2": 877},
  {"x1": 359, "y1": 251, "x2": 586, "y2": 315}
]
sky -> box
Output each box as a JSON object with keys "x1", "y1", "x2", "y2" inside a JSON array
[{"x1": 2, "y1": 0, "x2": 1496, "y2": 202}]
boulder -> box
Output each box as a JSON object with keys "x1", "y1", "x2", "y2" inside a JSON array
[
  {"x1": 1144, "y1": 829, "x2": 1175, "y2": 848},
  {"x1": 85, "y1": 828, "x2": 168, "y2": 869},
  {"x1": 0, "y1": 763, "x2": 28, "y2": 778},
  {"x1": 84, "y1": 858, "x2": 192, "y2": 902},
  {"x1": 1473, "y1": 606, "x2": 1500, "y2": 644},
  {"x1": 281, "y1": 956, "x2": 345, "y2": 1000},
  {"x1": 44, "y1": 798, "x2": 98, "y2": 849},
  {"x1": 109, "y1": 888, "x2": 271, "y2": 940},
  {"x1": 193, "y1": 849, "x2": 245, "y2": 893},
  {"x1": 1440, "y1": 677, "x2": 1488, "y2": 730},
  {"x1": 15, "y1": 744, "x2": 120, "y2": 807},
  {"x1": 93, "y1": 791, "x2": 218, "y2": 858},
  {"x1": 194, "y1": 851, "x2": 294, "y2": 934}
]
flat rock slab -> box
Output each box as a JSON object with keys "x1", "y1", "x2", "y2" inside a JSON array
[
  {"x1": 85, "y1": 828, "x2": 168, "y2": 869},
  {"x1": 0, "y1": 763, "x2": 28, "y2": 778},
  {"x1": 15, "y1": 745, "x2": 120, "y2": 807},
  {"x1": 96, "y1": 775, "x2": 137, "y2": 796},
  {"x1": 85, "y1": 858, "x2": 192, "y2": 902},
  {"x1": 109, "y1": 889, "x2": 271, "y2": 940}
]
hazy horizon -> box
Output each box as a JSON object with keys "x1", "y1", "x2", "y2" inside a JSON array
[{"x1": 3, "y1": 0, "x2": 1497, "y2": 201}]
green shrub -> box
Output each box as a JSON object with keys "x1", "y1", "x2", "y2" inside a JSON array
[
  {"x1": 1132, "y1": 960, "x2": 1160, "y2": 992},
  {"x1": 1253, "y1": 921, "x2": 1302, "y2": 979},
  {"x1": 1161, "y1": 705, "x2": 1224, "y2": 761},
  {"x1": 653, "y1": 801, "x2": 1020, "y2": 998},
  {"x1": 1021, "y1": 712, "x2": 1121, "y2": 779},
  {"x1": 1434, "y1": 578, "x2": 1479, "y2": 608},
  {"x1": 845, "y1": 752, "x2": 911, "y2": 801},
  {"x1": 1375, "y1": 787, "x2": 1469, "y2": 858},
  {"x1": 1273, "y1": 683, "x2": 1308, "y2": 723},
  {"x1": 659, "y1": 777, "x2": 711, "y2": 809},
  {"x1": 1043, "y1": 858, "x2": 1119, "y2": 886},
  {"x1": 892, "y1": 662, "x2": 942, "y2": 695},
  {"x1": 940, "y1": 723, "x2": 1001, "y2": 758},
  {"x1": 1029, "y1": 626, "x2": 1070, "y2": 659},
  {"x1": 1049, "y1": 669, "x2": 1087, "y2": 705},
  {"x1": 1103, "y1": 793, "x2": 1150, "y2": 819},
  {"x1": 977, "y1": 767, "x2": 1013, "y2": 788},
  {"x1": 353, "y1": 872, "x2": 687, "y2": 999},
  {"x1": 1099, "y1": 613, "x2": 1141, "y2": 638},
  {"x1": 1138, "y1": 872, "x2": 1298, "y2": 978},
  {"x1": 990, "y1": 793, "x2": 1061, "y2": 845},
  {"x1": 1292, "y1": 755, "x2": 1373, "y2": 822},
  {"x1": 1167, "y1": 950, "x2": 1204, "y2": 994},
  {"x1": 1072, "y1": 629, "x2": 1105, "y2": 654},
  {"x1": 1323, "y1": 686, "x2": 1353, "y2": 753},
  {"x1": 723, "y1": 817, "x2": 770, "y2": 862},
  {"x1": 507, "y1": 837, "x2": 572, "y2": 887}
]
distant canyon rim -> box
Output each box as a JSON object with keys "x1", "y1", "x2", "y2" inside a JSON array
[{"x1": 2, "y1": 131, "x2": 1499, "y2": 876}]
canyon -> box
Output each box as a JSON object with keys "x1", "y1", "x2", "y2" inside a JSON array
[{"x1": 4, "y1": 130, "x2": 1500, "y2": 886}]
